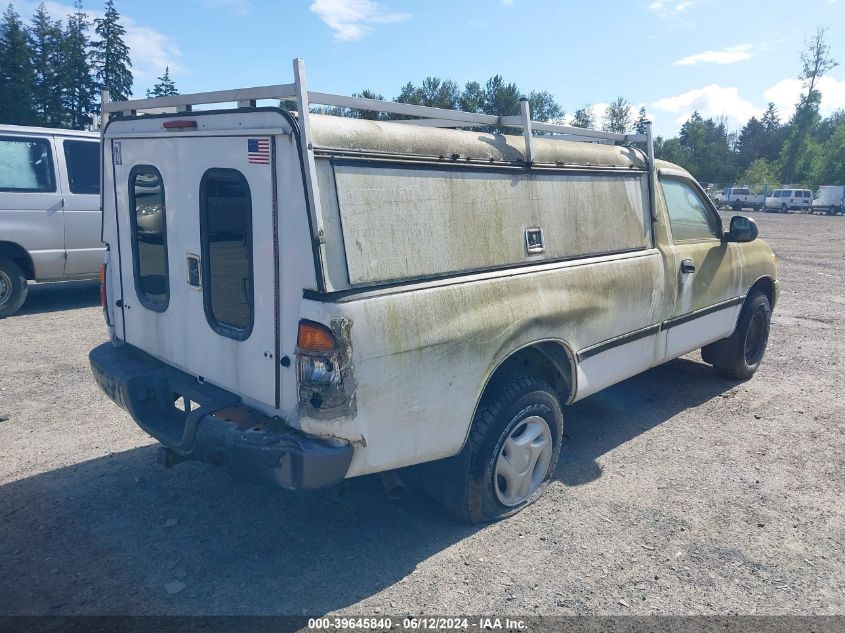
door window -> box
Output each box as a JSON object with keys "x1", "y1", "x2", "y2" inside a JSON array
[
  {"x1": 200, "y1": 169, "x2": 253, "y2": 340},
  {"x1": 63, "y1": 140, "x2": 100, "y2": 194},
  {"x1": 660, "y1": 177, "x2": 721, "y2": 242},
  {"x1": 0, "y1": 136, "x2": 55, "y2": 192},
  {"x1": 129, "y1": 166, "x2": 169, "y2": 311}
]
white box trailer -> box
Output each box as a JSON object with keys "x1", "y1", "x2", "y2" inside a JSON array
[{"x1": 90, "y1": 59, "x2": 778, "y2": 522}]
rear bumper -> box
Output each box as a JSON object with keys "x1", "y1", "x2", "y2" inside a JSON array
[{"x1": 89, "y1": 342, "x2": 353, "y2": 490}]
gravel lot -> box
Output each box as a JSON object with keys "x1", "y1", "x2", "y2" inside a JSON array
[{"x1": 0, "y1": 211, "x2": 843, "y2": 616}]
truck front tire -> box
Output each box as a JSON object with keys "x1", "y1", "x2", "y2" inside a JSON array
[
  {"x1": 425, "y1": 374, "x2": 563, "y2": 524},
  {"x1": 706, "y1": 292, "x2": 771, "y2": 380},
  {"x1": 0, "y1": 257, "x2": 28, "y2": 318}
]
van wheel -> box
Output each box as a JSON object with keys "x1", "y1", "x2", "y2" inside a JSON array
[
  {"x1": 713, "y1": 292, "x2": 771, "y2": 380},
  {"x1": 0, "y1": 257, "x2": 28, "y2": 318},
  {"x1": 425, "y1": 374, "x2": 563, "y2": 524}
]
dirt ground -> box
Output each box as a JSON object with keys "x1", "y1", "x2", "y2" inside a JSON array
[{"x1": 0, "y1": 210, "x2": 842, "y2": 617}]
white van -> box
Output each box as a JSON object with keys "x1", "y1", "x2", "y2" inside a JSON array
[
  {"x1": 763, "y1": 188, "x2": 812, "y2": 213},
  {"x1": 0, "y1": 125, "x2": 103, "y2": 316},
  {"x1": 811, "y1": 185, "x2": 845, "y2": 215},
  {"x1": 89, "y1": 60, "x2": 779, "y2": 523}
]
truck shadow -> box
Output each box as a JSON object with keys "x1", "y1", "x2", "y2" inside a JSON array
[
  {"x1": 13, "y1": 280, "x2": 100, "y2": 317},
  {"x1": 556, "y1": 356, "x2": 737, "y2": 486},
  {"x1": 0, "y1": 356, "x2": 735, "y2": 615}
]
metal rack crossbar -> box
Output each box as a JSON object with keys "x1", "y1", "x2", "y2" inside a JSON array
[{"x1": 100, "y1": 58, "x2": 656, "y2": 244}]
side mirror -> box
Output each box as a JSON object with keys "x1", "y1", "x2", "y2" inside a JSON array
[{"x1": 726, "y1": 215, "x2": 758, "y2": 243}]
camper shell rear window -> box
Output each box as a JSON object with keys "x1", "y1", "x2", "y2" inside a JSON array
[
  {"x1": 199, "y1": 168, "x2": 254, "y2": 341},
  {"x1": 128, "y1": 165, "x2": 169, "y2": 312}
]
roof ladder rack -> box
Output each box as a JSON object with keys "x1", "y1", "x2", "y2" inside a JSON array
[{"x1": 100, "y1": 57, "x2": 656, "y2": 245}]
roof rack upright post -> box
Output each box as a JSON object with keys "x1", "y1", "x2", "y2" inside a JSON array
[
  {"x1": 292, "y1": 58, "x2": 326, "y2": 245},
  {"x1": 519, "y1": 98, "x2": 535, "y2": 166},
  {"x1": 100, "y1": 88, "x2": 110, "y2": 131},
  {"x1": 645, "y1": 120, "x2": 658, "y2": 221},
  {"x1": 99, "y1": 87, "x2": 109, "y2": 224}
]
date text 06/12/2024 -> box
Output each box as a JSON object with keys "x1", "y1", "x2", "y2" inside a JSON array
[{"x1": 307, "y1": 617, "x2": 528, "y2": 630}]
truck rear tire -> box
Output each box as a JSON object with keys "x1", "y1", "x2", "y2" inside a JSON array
[
  {"x1": 711, "y1": 292, "x2": 771, "y2": 380},
  {"x1": 0, "y1": 257, "x2": 28, "y2": 318},
  {"x1": 424, "y1": 374, "x2": 563, "y2": 524}
]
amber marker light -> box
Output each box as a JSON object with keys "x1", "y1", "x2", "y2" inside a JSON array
[{"x1": 297, "y1": 320, "x2": 335, "y2": 352}]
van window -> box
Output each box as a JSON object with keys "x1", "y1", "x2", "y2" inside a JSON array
[
  {"x1": 661, "y1": 178, "x2": 721, "y2": 242},
  {"x1": 129, "y1": 166, "x2": 169, "y2": 312},
  {"x1": 0, "y1": 136, "x2": 55, "y2": 192},
  {"x1": 200, "y1": 169, "x2": 253, "y2": 339},
  {"x1": 63, "y1": 140, "x2": 100, "y2": 194}
]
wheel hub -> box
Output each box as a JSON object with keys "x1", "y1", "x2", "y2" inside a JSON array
[{"x1": 494, "y1": 416, "x2": 553, "y2": 507}]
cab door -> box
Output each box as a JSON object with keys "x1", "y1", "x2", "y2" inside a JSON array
[
  {"x1": 658, "y1": 174, "x2": 742, "y2": 360},
  {"x1": 112, "y1": 134, "x2": 279, "y2": 409}
]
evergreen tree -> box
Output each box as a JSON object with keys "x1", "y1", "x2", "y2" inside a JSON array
[
  {"x1": 527, "y1": 90, "x2": 562, "y2": 123},
  {"x1": 736, "y1": 116, "x2": 767, "y2": 171},
  {"x1": 0, "y1": 4, "x2": 36, "y2": 125},
  {"x1": 459, "y1": 81, "x2": 485, "y2": 113},
  {"x1": 634, "y1": 107, "x2": 649, "y2": 135},
  {"x1": 761, "y1": 102, "x2": 780, "y2": 132},
  {"x1": 92, "y1": 0, "x2": 132, "y2": 102},
  {"x1": 60, "y1": 0, "x2": 97, "y2": 130},
  {"x1": 482, "y1": 75, "x2": 520, "y2": 118},
  {"x1": 146, "y1": 66, "x2": 178, "y2": 97},
  {"x1": 27, "y1": 4, "x2": 64, "y2": 126},
  {"x1": 602, "y1": 96, "x2": 632, "y2": 134},
  {"x1": 394, "y1": 77, "x2": 460, "y2": 110},
  {"x1": 570, "y1": 104, "x2": 595, "y2": 129},
  {"x1": 350, "y1": 89, "x2": 384, "y2": 120}
]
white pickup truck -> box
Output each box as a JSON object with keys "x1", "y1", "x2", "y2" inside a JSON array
[
  {"x1": 713, "y1": 187, "x2": 764, "y2": 211},
  {"x1": 89, "y1": 60, "x2": 779, "y2": 523}
]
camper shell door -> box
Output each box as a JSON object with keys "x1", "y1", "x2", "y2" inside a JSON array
[{"x1": 105, "y1": 110, "x2": 294, "y2": 410}]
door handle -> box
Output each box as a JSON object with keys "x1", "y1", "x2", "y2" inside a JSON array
[{"x1": 681, "y1": 258, "x2": 696, "y2": 274}]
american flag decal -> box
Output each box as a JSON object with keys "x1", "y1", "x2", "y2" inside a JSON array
[{"x1": 247, "y1": 138, "x2": 270, "y2": 164}]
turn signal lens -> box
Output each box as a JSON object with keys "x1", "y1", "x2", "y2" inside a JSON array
[
  {"x1": 99, "y1": 263, "x2": 107, "y2": 307},
  {"x1": 297, "y1": 320, "x2": 335, "y2": 352}
]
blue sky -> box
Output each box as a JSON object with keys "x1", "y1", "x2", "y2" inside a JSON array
[{"x1": 18, "y1": 0, "x2": 845, "y2": 136}]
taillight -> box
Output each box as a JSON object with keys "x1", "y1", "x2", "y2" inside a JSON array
[
  {"x1": 99, "y1": 262, "x2": 107, "y2": 308},
  {"x1": 297, "y1": 320, "x2": 338, "y2": 386}
]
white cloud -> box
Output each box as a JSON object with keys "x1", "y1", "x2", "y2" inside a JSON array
[
  {"x1": 652, "y1": 84, "x2": 759, "y2": 125},
  {"x1": 18, "y1": 0, "x2": 183, "y2": 91},
  {"x1": 648, "y1": 0, "x2": 696, "y2": 15},
  {"x1": 763, "y1": 76, "x2": 845, "y2": 119},
  {"x1": 310, "y1": 0, "x2": 410, "y2": 42},
  {"x1": 122, "y1": 19, "x2": 185, "y2": 81},
  {"x1": 674, "y1": 44, "x2": 752, "y2": 66}
]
